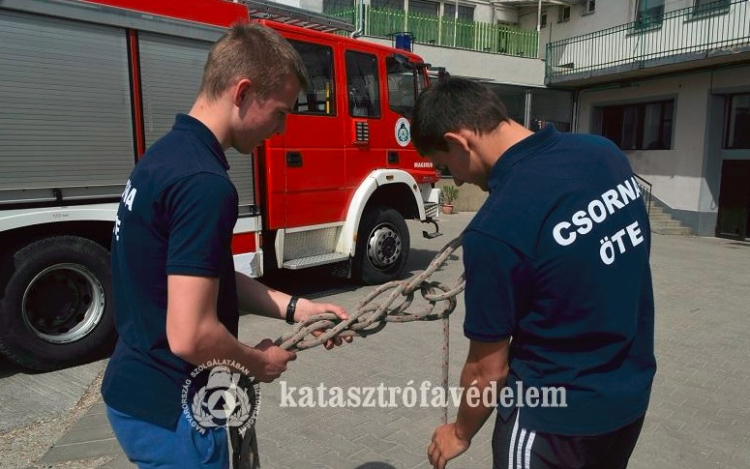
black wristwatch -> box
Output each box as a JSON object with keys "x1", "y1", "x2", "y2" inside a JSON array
[{"x1": 285, "y1": 296, "x2": 299, "y2": 325}]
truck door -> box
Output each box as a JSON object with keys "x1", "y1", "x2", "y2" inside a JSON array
[
  {"x1": 344, "y1": 49, "x2": 387, "y2": 191},
  {"x1": 384, "y1": 55, "x2": 435, "y2": 181},
  {"x1": 266, "y1": 38, "x2": 345, "y2": 229}
]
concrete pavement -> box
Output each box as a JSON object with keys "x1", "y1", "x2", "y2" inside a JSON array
[{"x1": 2, "y1": 211, "x2": 749, "y2": 469}]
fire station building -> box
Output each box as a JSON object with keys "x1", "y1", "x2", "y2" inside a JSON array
[{"x1": 295, "y1": 0, "x2": 750, "y2": 239}]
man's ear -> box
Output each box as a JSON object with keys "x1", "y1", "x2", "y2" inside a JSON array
[
  {"x1": 443, "y1": 130, "x2": 472, "y2": 153},
  {"x1": 232, "y1": 78, "x2": 253, "y2": 108}
]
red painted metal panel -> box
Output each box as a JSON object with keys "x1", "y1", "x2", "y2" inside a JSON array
[
  {"x1": 231, "y1": 232, "x2": 258, "y2": 255},
  {"x1": 261, "y1": 144, "x2": 287, "y2": 230},
  {"x1": 126, "y1": 30, "x2": 146, "y2": 159},
  {"x1": 80, "y1": 0, "x2": 247, "y2": 27}
]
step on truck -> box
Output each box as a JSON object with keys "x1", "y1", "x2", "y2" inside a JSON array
[{"x1": 0, "y1": 0, "x2": 441, "y2": 371}]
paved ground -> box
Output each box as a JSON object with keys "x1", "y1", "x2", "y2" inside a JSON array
[{"x1": 1, "y1": 211, "x2": 749, "y2": 469}]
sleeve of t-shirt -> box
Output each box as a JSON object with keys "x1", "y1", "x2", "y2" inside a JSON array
[
  {"x1": 463, "y1": 229, "x2": 532, "y2": 342},
  {"x1": 162, "y1": 172, "x2": 238, "y2": 277}
]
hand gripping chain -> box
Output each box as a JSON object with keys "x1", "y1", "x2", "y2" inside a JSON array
[{"x1": 273, "y1": 234, "x2": 465, "y2": 351}]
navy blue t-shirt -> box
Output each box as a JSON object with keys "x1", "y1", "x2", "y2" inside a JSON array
[
  {"x1": 464, "y1": 125, "x2": 656, "y2": 436},
  {"x1": 101, "y1": 114, "x2": 240, "y2": 430}
]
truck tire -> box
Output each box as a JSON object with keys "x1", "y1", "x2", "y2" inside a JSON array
[
  {"x1": 354, "y1": 206, "x2": 410, "y2": 285},
  {"x1": 0, "y1": 236, "x2": 116, "y2": 371}
]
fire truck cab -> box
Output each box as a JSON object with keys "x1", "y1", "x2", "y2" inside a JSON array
[{"x1": 0, "y1": 0, "x2": 441, "y2": 370}]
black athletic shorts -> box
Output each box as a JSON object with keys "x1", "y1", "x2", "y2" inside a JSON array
[{"x1": 492, "y1": 408, "x2": 646, "y2": 469}]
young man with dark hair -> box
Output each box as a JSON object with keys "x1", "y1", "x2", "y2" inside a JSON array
[{"x1": 413, "y1": 77, "x2": 656, "y2": 469}]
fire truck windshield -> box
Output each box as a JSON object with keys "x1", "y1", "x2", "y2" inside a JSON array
[{"x1": 386, "y1": 55, "x2": 426, "y2": 119}]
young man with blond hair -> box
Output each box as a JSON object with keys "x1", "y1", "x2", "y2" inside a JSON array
[{"x1": 102, "y1": 22, "x2": 348, "y2": 469}]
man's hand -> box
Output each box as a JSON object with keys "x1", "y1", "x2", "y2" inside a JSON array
[
  {"x1": 428, "y1": 423, "x2": 470, "y2": 469},
  {"x1": 253, "y1": 339, "x2": 297, "y2": 382},
  {"x1": 294, "y1": 298, "x2": 353, "y2": 349},
  {"x1": 427, "y1": 340, "x2": 509, "y2": 469}
]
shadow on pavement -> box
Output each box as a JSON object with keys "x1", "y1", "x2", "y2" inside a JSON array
[
  {"x1": 0, "y1": 246, "x2": 452, "y2": 370},
  {"x1": 0, "y1": 355, "x2": 21, "y2": 377},
  {"x1": 355, "y1": 463, "x2": 397, "y2": 469},
  {"x1": 252, "y1": 246, "x2": 451, "y2": 305}
]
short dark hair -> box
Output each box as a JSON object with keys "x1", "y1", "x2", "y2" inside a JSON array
[
  {"x1": 412, "y1": 77, "x2": 509, "y2": 155},
  {"x1": 199, "y1": 22, "x2": 309, "y2": 100}
]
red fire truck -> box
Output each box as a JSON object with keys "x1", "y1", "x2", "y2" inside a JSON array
[{"x1": 0, "y1": 0, "x2": 441, "y2": 370}]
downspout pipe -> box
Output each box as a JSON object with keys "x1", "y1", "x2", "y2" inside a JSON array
[
  {"x1": 536, "y1": 0, "x2": 543, "y2": 56},
  {"x1": 351, "y1": 0, "x2": 365, "y2": 38}
]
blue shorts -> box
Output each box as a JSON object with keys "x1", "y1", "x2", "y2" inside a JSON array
[{"x1": 106, "y1": 405, "x2": 229, "y2": 469}]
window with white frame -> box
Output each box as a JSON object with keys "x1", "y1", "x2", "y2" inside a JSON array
[
  {"x1": 558, "y1": 5, "x2": 571, "y2": 23},
  {"x1": 593, "y1": 100, "x2": 674, "y2": 151},
  {"x1": 540, "y1": 8, "x2": 548, "y2": 28},
  {"x1": 584, "y1": 0, "x2": 596, "y2": 14}
]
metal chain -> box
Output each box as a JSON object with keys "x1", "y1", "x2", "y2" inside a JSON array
[{"x1": 273, "y1": 235, "x2": 465, "y2": 351}]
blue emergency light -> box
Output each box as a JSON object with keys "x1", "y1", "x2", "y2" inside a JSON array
[{"x1": 391, "y1": 32, "x2": 414, "y2": 52}]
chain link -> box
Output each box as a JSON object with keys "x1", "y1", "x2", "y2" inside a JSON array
[{"x1": 274, "y1": 235, "x2": 465, "y2": 351}]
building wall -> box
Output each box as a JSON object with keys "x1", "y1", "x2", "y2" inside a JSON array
[
  {"x1": 494, "y1": 5, "x2": 519, "y2": 24},
  {"x1": 363, "y1": 36, "x2": 546, "y2": 85},
  {"x1": 706, "y1": 66, "x2": 750, "y2": 235},
  {"x1": 577, "y1": 65, "x2": 750, "y2": 236},
  {"x1": 297, "y1": 0, "x2": 545, "y2": 84},
  {"x1": 468, "y1": 2, "x2": 494, "y2": 23},
  {"x1": 304, "y1": 0, "x2": 506, "y2": 23},
  {"x1": 436, "y1": 178, "x2": 488, "y2": 212},
  {"x1": 519, "y1": 2, "x2": 638, "y2": 59},
  {"x1": 578, "y1": 73, "x2": 708, "y2": 213},
  {"x1": 300, "y1": 0, "x2": 321, "y2": 11}
]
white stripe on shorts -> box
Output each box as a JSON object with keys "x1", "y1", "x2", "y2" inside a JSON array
[
  {"x1": 507, "y1": 409, "x2": 520, "y2": 469},
  {"x1": 516, "y1": 429, "x2": 527, "y2": 469},
  {"x1": 524, "y1": 431, "x2": 536, "y2": 469}
]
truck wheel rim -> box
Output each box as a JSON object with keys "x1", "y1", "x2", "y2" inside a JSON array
[
  {"x1": 21, "y1": 263, "x2": 105, "y2": 344},
  {"x1": 367, "y1": 224, "x2": 402, "y2": 270}
]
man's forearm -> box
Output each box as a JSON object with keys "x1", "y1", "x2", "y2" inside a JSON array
[
  {"x1": 235, "y1": 271, "x2": 292, "y2": 319},
  {"x1": 172, "y1": 316, "x2": 266, "y2": 375},
  {"x1": 454, "y1": 365, "x2": 507, "y2": 442}
]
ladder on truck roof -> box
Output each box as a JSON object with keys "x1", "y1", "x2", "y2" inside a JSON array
[{"x1": 237, "y1": 0, "x2": 355, "y2": 33}]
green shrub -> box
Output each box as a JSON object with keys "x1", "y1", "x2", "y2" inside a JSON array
[{"x1": 441, "y1": 185, "x2": 460, "y2": 204}]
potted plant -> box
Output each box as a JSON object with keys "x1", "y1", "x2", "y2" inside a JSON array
[{"x1": 440, "y1": 185, "x2": 460, "y2": 214}]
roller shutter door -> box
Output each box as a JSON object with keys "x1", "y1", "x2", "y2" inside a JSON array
[
  {"x1": 0, "y1": 9, "x2": 134, "y2": 203},
  {"x1": 138, "y1": 32, "x2": 256, "y2": 208}
]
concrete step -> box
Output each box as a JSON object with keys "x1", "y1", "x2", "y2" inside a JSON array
[
  {"x1": 647, "y1": 204, "x2": 692, "y2": 236},
  {"x1": 648, "y1": 207, "x2": 669, "y2": 216},
  {"x1": 651, "y1": 219, "x2": 687, "y2": 229},
  {"x1": 648, "y1": 213, "x2": 674, "y2": 222},
  {"x1": 652, "y1": 226, "x2": 693, "y2": 235}
]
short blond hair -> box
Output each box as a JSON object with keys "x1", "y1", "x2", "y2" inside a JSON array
[{"x1": 199, "y1": 22, "x2": 309, "y2": 100}]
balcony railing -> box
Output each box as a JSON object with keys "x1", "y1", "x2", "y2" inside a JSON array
[
  {"x1": 546, "y1": 0, "x2": 750, "y2": 80},
  {"x1": 328, "y1": 5, "x2": 538, "y2": 58}
]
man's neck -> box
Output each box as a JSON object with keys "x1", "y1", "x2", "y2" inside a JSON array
[
  {"x1": 188, "y1": 95, "x2": 232, "y2": 151},
  {"x1": 477, "y1": 120, "x2": 534, "y2": 170}
]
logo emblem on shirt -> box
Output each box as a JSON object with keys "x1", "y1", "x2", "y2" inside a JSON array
[{"x1": 181, "y1": 361, "x2": 260, "y2": 433}]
